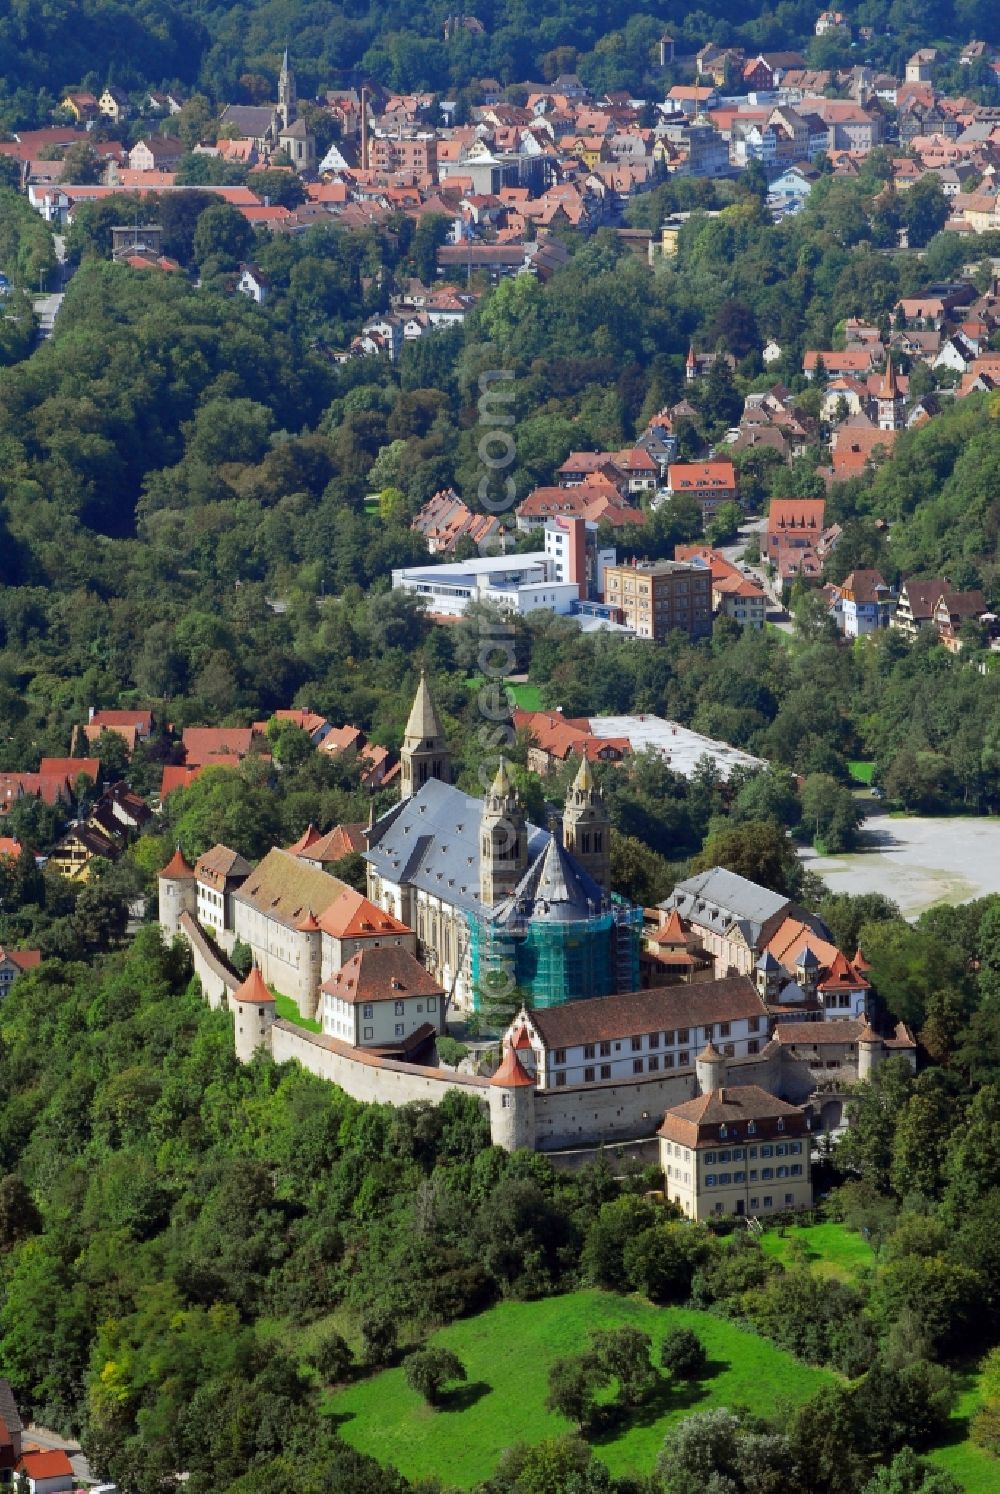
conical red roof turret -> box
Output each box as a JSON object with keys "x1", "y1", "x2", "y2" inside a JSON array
[
  {"x1": 160, "y1": 845, "x2": 194, "y2": 879},
  {"x1": 490, "y1": 1046, "x2": 535, "y2": 1087},
  {"x1": 234, "y1": 965, "x2": 275, "y2": 1005}
]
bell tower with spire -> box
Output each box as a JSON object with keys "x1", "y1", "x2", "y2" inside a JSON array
[
  {"x1": 400, "y1": 671, "x2": 451, "y2": 798},
  {"x1": 561, "y1": 755, "x2": 611, "y2": 892},
  {"x1": 278, "y1": 47, "x2": 297, "y2": 130},
  {"x1": 481, "y1": 759, "x2": 528, "y2": 904},
  {"x1": 876, "y1": 356, "x2": 903, "y2": 431}
]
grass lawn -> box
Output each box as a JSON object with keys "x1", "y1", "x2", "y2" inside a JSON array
[
  {"x1": 926, "y1": 1368, "x2": 998, "y2": 1494},
  {"x1": 848, "y1": 760, "x2": 875, "y2": 785},
  {"x1": 465, "y1": 676, "x2": 544, "y2": 711},
  {"x1": 758, "y1": 1222, "x2": 875, "y2": 1284},
  {"x1": 323, "y1": 1290, "x2": 834, "y2": 1487},
  {"x1": 272, "y1": 990, "x2": 321, "y2": 1033}
]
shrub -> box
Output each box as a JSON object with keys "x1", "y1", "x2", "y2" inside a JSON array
[
  {"x1": 403, "y1": 1346, "x2": 467, "y2": 1406},
  {"x1": 660, "y1": 1325, "x2": 707, "y2": 1381}
]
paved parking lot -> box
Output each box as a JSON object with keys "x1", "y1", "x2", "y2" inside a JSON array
[{"x1": 800, "y1": 812, "x2": 1000, "y2": 919}]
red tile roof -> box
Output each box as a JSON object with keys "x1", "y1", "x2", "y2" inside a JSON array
[
  {"x1": 159, "y1": 846, "x2": 195, "y2": 880},
  {"x1": 490, "y1": 1046, "x2": 535, "y2": 1087},
  {"x1": 318, "y1": 888, "x2": 412, "y2": 940},
  {"x1": 17, "y1": 1449, "x2": 73, "y2": 1479},
  {"x1": 0, "y1": 949, "x2": 41, "y2": 972},
  {"x1": 321, "y1": 945, "x2": 441, "y2": 1004},
  {"x1": 286, "y1": 823, "x2": 322, "y2": 855},
  {"x1": 181, "y1": 728, "x2": 257, "y2": 767},
  {"x1": 233, "y1": 966, "x2": 275, "y2": 1006},
  {"x1": 300, "y1": 823, "x2": 367, "y2": 863},
  {"x1": 659, "y1": 1083, "x2": 807, "y2": 1147},
  {"x1": 40, "y1": 756, "x2": 99, "y2": 782}
]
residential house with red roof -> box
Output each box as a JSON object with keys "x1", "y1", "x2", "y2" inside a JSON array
[
  {"x1": 0, "y1": 947, "x2": 41, "y2": 1000},
  {"x1": 665, "y1": 460, "x2": 738, "y2": 525},
  {"x1": 512, "y1": 708, "x2": 631, "y2": 774},
  {"x1": 659, "y1": 1056, "x2": 812, "y2": 1221},
  {"x1": 15, "y1": 1447, "x2": 74, "y2": 1494},
  {"x1": 321, "y1": 945, "x2": 442, "y2": 1056}
]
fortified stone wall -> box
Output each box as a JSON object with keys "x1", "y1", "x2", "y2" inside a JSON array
[
  {"x1": 180, "y1": 911, "x2": 240, "y2": 1010},
  {"x1": 271, "y1": 1021, "x2": 491, "y2": 1108}
]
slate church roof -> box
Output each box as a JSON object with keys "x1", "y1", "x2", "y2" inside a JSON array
[
  {"x1": 364, "y1": 777, "x2": 549, "y2": 915},
  {"x1": 491, "y1": 836, "x2": 608, "y2": 926}
]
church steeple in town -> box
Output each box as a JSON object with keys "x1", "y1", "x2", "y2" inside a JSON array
[
  {"x1": 278, "y1": 47, "x2": 297, "y2": 130},
  {"x1": 400, "y1": 671, "x2": 451, "y2": 798}
]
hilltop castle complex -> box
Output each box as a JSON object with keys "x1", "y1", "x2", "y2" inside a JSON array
[{"x1": 161, "y1": 675, "x2": 915, "y2": 1180}]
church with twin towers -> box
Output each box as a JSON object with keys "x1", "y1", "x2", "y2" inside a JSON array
[{"x1": 362, "y1": 675, "x2": 641, "y2": 1013}]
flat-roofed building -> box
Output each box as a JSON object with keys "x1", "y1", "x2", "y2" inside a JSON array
[{"x1": 602, "y1": 560, "x2": 713, "y2": 640}]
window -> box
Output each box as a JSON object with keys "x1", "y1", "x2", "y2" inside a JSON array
[
  {"x1": 719, "y1": 1173, "x2": 732, "y2": 1186},
  {"x1": 762, "y1": 1167, "x2": 774, "y2": 1180},
  {"x1": 584, "y1": 1066, "x2": 595, "y2": 1083},
  {"x1": 664, "y1": 1053, "x2": 674, "y2": 1068},
  {"x1": 363, "y1": 1026, "x2": 374, "y2": 1040},
  {"x1": 631, "y1": 1036, "x2": 642, "y2": 1052},
  {"x1": 555, "y1": 1049, "x2": 566, "y2": 1064},
  {"x1": 790, "y1": 1141, "x2": 802, "y2": 1154},
  {"x1": 556, "y1": 1072, "x2": 567, "y2": 1087},
  {"x1": 785, "y1": 1193, "x2": 794, "y2": 1206},
  {"x1": 749, "y1": 1169, "x2": 758, "y2": 1182},
  {"x1": 679, "y1": 1050, "x2": 690, "y2": 1067},
  {"x1": 395, "y1": 1023, "x2": 405, "y2": 1037},
  {"x1": 734, "y1": 1171, "x2": 746, "y2": 1183},
  {"x1": 678, "y1": 1028, "x2": 689, "y2": 1044},
  {"x1": 600, "y1": 1063, "x2": 612, "y2": 1079},
  {"x1": 706, "y1": 1174, "x2": 717, "y2": 1188},
  {"x1": 363, "y1": 1004, "x2": 374, "y2": 1019},
  {"x1": 719, "y1": 1022, "x2": 730, "y2": 1037},
  {"x1": 731, "y1": 1147, "x2": 744, "y2": 1160},
  {"x1": 649, "y1": 1055, "x2": 659, "y2": 1071},
  {"x1": 648, "y1": 1032, "x2": 659, "y2": 1049},
  {"x1": 427, "y1": 997, "x2": 437, "y2": 1012},
  {"x1": 760, "y1": 1145, "x2": 773, "y2": 1158},
  {"x1": 705, "y1": 1151, "x2": 717, "y2": 1164},
  {"x1": 777, "y1": 1117, "x2": 785, "y2": 1132},
  {"x1": 584, "y1": 1044, "x2": 595, "y2": 1060},
  {"x1": 747, "y1": 1040, "x2": 760, "y2": 1055},
  {"x1": 600, "y1": 1041, "x2": 611, "y2": 1057},
  {"x1": 663, "y1": 1029, "x2": 675, "y2": 1045},
  {"x1": 633, "y1": 1058, "x2": 643, "y2": 1075},
  {"x1": 777, "y1": 1166, "x2": 789, "y2": 1178},
  {"x1": 750, "y1": 1197, "x2": 759, "y2": 1209},
  {"x1": 723, "y1": 1044, "x2": 735, "y2": 1057},
  {"x1": 791, "y1": 1164, "x2": 802, "y2": 1176},
  {"x1": 747, "y1": 1121, "x2": 756, "y2": 1136},
  {"x1": 717, "y1": 1150, "x2": 731, "y2": 1163},
  {"x1": 763, "y1": 1195, "x2": 773, "y2": 1207}
]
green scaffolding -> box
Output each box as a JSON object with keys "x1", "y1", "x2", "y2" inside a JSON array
[{"x1": 469, "y1": 900, "x2": 641, "y2": 1011}]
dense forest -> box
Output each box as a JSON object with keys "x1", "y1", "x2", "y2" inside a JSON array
[{"x1": 2, "y1": 0, "x2": 1000, "y2": 129}]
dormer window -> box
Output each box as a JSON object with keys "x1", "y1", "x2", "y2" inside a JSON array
[{"x1": 777, "y1": 1117, "x2": 785, "y2": 1132}]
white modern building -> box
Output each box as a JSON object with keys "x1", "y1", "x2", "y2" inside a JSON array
[
  {"x1": 392, "y1": 552, "x2": 580, "y2": 617},
  {"x1": 393, "y1": 517, "x2": 616, "y2": 619}
]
